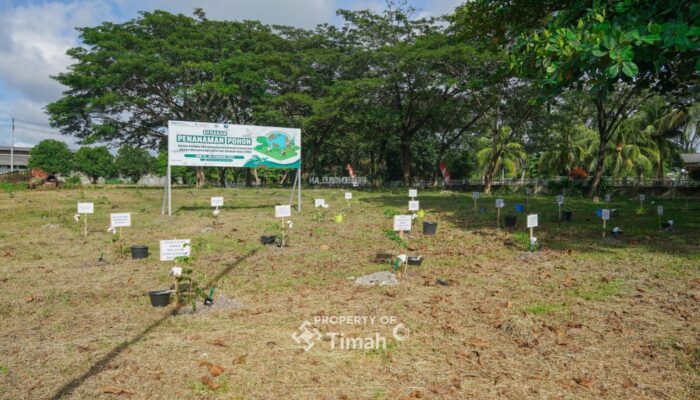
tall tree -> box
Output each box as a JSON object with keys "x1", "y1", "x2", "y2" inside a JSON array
[
  {"x1": 115, "y1": 146, "x2": 154, "y2": 184},
  {"x1": 510, "y1": 0, "x2": 699, "y2": 193},
  {"x1": 27, "y1": 139, "x2": 73, "y2": 176},
  {"x1": 47, "y1": 10, "x2": 284, "y2": 186},
  {"x1": 73, "y1": 146, "x2": 115, "y2": 184}
]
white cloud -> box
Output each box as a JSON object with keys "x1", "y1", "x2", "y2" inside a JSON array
[
  {"x1": 0, "y1": 1, "x2": 113, "y2": 102},
  {"x1": 0, "y1": 0, "x2": 460, "y2": 147}
]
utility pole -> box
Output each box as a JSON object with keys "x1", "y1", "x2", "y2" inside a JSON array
[{"x1": 10, "y1": 118, "x2": 14, "y2": 172}]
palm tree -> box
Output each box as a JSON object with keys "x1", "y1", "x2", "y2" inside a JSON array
[
  {"x1": 476, "y1": 127, "x2": 527, "y2": 184},
  {"x1": 605, "y1": 120, "x2": 659, "y2": 183},
  {"x1": 538, "y1": 123, "x2": 597, "y2": 177},
  {"x1": 636, "y1": 98, "x2": 700, "y2": 177}
]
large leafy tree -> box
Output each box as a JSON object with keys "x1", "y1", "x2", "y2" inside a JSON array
[
  {"x1": 509, "y1": 0, "x2": 699, "y2": 193},
  {"x1": 47, "y1": 10, "x2": 284, "y2": 186},
  {"x1": 115, "y1": 146, "x2": 155, "y2": 184},
  {"x1": 27, "y1": 139, "x2": 73, "y2": 176},
  {"x1": 333, "y1": 6, "x2": 454, "y2": 185},
  {"x1": 73, "y1": 146, "x2": 115, "y2": 184}
]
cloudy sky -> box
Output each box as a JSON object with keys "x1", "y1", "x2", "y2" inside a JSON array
[{"x1": 0, "y1": 0, "x2": 463, "y2": 148}]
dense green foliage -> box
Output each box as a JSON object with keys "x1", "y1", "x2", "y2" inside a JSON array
[
  {"x1": 73, "y1": 146, "x2": 115, "y2": 184},
  {"x1": 47, "y1": 2, "x2": 699, "y2": 191},
  {"x1": 27, "y1": 139, "x2": 73, "y2": 175},
  {"x1": 114, "y1": 146, "x2": 155, "y2": 184}
]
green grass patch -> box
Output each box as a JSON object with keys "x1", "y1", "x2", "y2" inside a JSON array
[
  {"x1": 567, "y1": 278, "x2": 623, "y2": 301},
  {"x1": 518, "y1": 301, "x2": 568, "y2": 315}
]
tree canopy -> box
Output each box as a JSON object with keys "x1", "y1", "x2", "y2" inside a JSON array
[{"x1": 47, "y1": 3, "x2": 700, "y2": 192}]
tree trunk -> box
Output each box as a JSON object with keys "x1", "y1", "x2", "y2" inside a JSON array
[
  {"x1": 587, "y1": 137, "x2": 607, "y2": 196},
  {"x1": 400, "y1": 135, "x2": 412, "y2": 186},
  {"x1": 252, "y1": 167, "x2": 260, "y2": 186},
  {"x1": 218, "y1": 168, "x2": 227, "y2": 187},
  {"x1": 245, "y1": 168, "x2": 252, "y2": 187},
  {"x1": 196, "y1": 167, "x2": 205, "y2": 188},
  {"x1": 482, "y1": 153, "x2": 500, "y2": 194}
]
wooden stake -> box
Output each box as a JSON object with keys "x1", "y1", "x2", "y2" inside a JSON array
[
  {"x1": 496, "y1": 207, "x2": 500, "y2": 229},
  {"x1": 83, "y1": 213, "x2": 88, "y2": 237},
  {"x1": 603, "y1": 218, "x2": 607, "y2": 238},
  {"x1": 473, "y1": 198, "x2": 477, "y2": 214}
]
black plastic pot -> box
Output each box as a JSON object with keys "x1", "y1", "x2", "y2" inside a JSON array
[
  {"x1": 562, "y1": 211, "x2": 572, "y2": 222},
  {"x1": 260, "y1": 235, "x2": 276, "y2": 245},
  {"x1": 130, "y1": 245, "x2": 149, "y2": 259},
  {"x1": 407, "y1": 256, "x2": 423, "y2": 266},
  {"x1": 148, "y1": 290, "x2": 171, "y2": 307},
  {"x1": 504, "y1": 215, "x2": 517, "y2": 228},
  {"x1": 423, "y1": 222, "x2": 438, "y2": 235}
]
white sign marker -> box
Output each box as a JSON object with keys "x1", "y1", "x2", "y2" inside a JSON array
[
  {"x1": 602, "y1": 209, "x2": 610, "y2": 221},
  {"x1": 657, "y1": 205, "x2": 663, "y2": 216},
  {"x1": 408, "y1": 200, "x2": 420, "y2": 211},
  {"x1": 160, "y1": 239, "x2": 191, "y2": 261},
  {"x1": 344, "y1": 192, "x2": 352, "y2": 200},
  {"x1": 472, "y1": 192, "x2": 480, "y2": 199},
  {"x1": 314, "y1": 198, "x2": 326, "y2": 208},
  {"x1": 605, "y1": 194, "x2": 611, "y2": 203},
  {"x1": 639, "y1": 194, "x2": 646, "y2": 201},
  {"x1": 110, "y1": 213, "x2": 131, "y2": 228},
  {"x1": 408, "y1": 189, "x2": 418, "y2": 198},
  {"x1": 556, "y1": 195, "x2": 564, "y2": 205},
  {"x1": 275, "y1": 205, "x2": 292, "y2": 218},
  {"x1": 527, "y1": 214, "x2": 539, "y2": 228},
  {"x1": 211, "y1": 197, "x2": 224, "y2": 207},
  {"x1": 495, "y1": 199, "x2": 504, "y2": 208},
  {"x1": 77, "y1": 203, "x2": 94, "y2": 214},
  {"x1": 393, "y1": 215, "x2": 413, "y2": 231}
]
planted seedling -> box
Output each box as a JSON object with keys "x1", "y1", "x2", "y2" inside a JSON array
[
  {"x1": 383, "y1": 228, "x2": 408, "y2": 276},
  {"x1": 526, "y1": 214, "x2": 539, "y2": 251},
  {"x1": 274, "y1": 205, "x2": 292, "y2": 247},
  {"x1": 172, "y1": 255, "x2": 207, "y2": 311}
]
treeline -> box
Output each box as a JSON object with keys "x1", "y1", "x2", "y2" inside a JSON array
[
  {"x1": 46, "y1": 1, "x2": 699, "y2": 193},
  {"x1": 27, "y1": 140, "x2": 155, "y2": 184}
]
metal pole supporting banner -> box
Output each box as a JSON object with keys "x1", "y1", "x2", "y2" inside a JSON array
[
  {"x1": 297, "y1": 167, "x2": 301, "y2": 212},
  {"x1": 288, "y1": 168, "x2": 296, "y2": 207},
  {"x1": 161, "y1": 171, "x2": 167, "y2": 215},
  {"x1": 167, "y1": 163, "x2": 172, "y2": 216}
]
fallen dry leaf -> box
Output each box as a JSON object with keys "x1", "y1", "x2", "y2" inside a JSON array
[
  {"x1": 206, "y1": 338, "x2": 227, "y2": 347},
  {"x1": 622, "y1": 378, "x2": 636, "y2": 388},
  {"x1": 199, "y1": 361, "x2": 225, "y2": 377},
  {"x1": 234, "y1": 354, "x2": 247, "y2": 364},
  {"x1": 99, "y1": 385, "x2": 132, "y2": 395},
  {"x1": 24, "y1": 296, "x2": 34, "y2": 303},
  {"x1": 200, "y1": 376, "x2": 220, "y2": 390},
  {"x1": 575, "y1": 376, "x2": 594, "y2": 388}
]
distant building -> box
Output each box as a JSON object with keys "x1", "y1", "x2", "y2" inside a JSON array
[
  {"x1": 681, "y1": 153, "x2": 700, "y2": 172},
  {"x1": 0, "y1": 146, "x2": 31, "y2": 173}
]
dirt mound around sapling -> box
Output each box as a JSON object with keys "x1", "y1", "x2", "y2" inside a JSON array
[
  {"x1": 177, "y1": 294, "x2": 244, "y2": 316},
  {"x1": 355, "y1": 271, "x2": 398, "y2": 287}
]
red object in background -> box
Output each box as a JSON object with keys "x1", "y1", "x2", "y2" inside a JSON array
[
  {"x1": 439, "y1": 160, "x2": 450, "y2": 184},
  {"x1": 569, "y1": 166, "x2": 589, "y2": 179},
  {"x1": 31, "y1": 168, "x2": 49, "y2": 180},
  {"x1": 347, "y1": 164, "x2": 356, "y2": 178}
]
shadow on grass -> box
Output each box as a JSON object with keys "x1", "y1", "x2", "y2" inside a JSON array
[
  {"x1": 362, "y1": 194, "x2": 700, "y2": 258},
  {"x1": 49, "y1": 248, "x2": 259, "y2": 400}
]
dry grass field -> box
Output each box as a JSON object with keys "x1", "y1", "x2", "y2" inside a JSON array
[{"x1": 0, "y1": 186, "x2": 698, "y2": 399}]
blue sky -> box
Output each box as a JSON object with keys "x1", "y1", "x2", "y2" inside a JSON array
[{"x1": 0, "y1": 0, "x2": 463, "y2": 147}]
